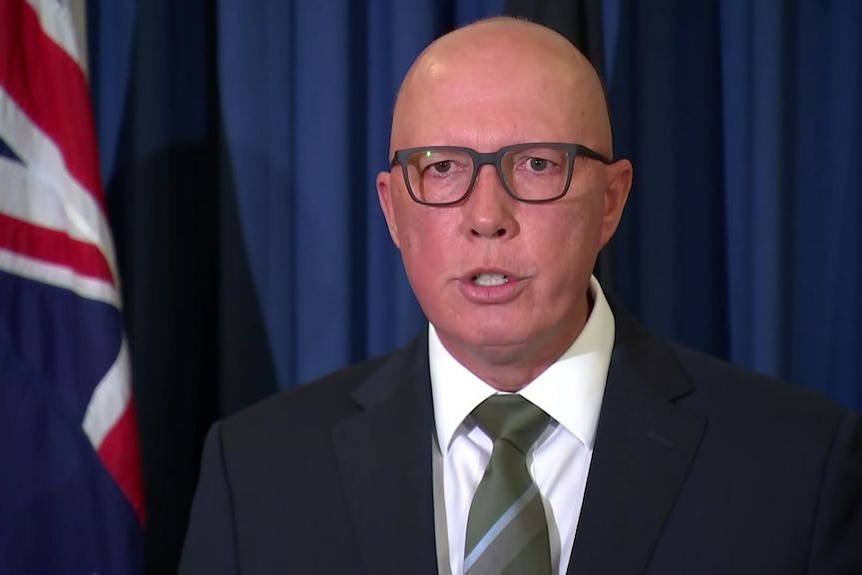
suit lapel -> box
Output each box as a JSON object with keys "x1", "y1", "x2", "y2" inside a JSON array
[
  {"x1": 568, "y1": 309, "x2": 707, "y2": 574},
  {"x1": 332, "y1": 333, "x2": 439, "y2": 575}
]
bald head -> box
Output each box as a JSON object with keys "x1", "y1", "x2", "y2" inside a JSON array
[{"x1": 391, "y1": 17, "x2": 613, "y2": 157}]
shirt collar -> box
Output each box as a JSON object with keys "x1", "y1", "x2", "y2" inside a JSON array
[{"x1": 430, "y1": 275, "x2": 615, "y2": 453}]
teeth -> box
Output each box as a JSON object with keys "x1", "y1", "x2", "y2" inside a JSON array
[{"x1": 473, "y1": 273, "x2": 508, "y2": 286}]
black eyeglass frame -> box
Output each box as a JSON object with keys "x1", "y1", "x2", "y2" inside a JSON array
[{"x1": 390, "y1": 142, "x2": 612, "y2": 206}]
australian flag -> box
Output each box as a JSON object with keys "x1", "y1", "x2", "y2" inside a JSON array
[{"x1": 0, "y1": 0, "x2": 144, "y2": 572}]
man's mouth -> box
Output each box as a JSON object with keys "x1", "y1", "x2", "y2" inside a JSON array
[{"x1": 472, "y1": 273, "x2": 509, "y2": 286}]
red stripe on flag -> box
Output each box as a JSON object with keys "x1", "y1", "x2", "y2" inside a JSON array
[
  {"x1": 0, "y1": 213, "x2": 114, "y2": 283},
  {"x1": 0, "y1": 0, "x2": 104, "y2": 207},
  {"x1": 97, "y1": 400, "x2": 146, "y2": 526}
]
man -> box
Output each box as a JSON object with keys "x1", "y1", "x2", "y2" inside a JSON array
[{"x1": 180, "y1": 17, "x2": 861, "y2": 574}]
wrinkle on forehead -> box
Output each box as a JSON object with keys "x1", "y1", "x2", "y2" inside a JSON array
[{"x1": 391, "y1": 18, "x2": 612, "y2": 156}]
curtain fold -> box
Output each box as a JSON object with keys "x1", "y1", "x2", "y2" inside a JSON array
[{"x1": 604, "y1": 0, "x2": 860, "y2": 410}]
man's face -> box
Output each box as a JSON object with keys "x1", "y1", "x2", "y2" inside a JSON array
[{"x1": 377, "y1": 28, "x2": 630, "y2": 381}]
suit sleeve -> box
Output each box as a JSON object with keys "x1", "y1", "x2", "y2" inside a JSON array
[
  {"x1": 179, "y1": 422, "x2": 239, "y2": 575},
  {"x1": 808, "y1": 411, "x2": 862, "y2": 573}
]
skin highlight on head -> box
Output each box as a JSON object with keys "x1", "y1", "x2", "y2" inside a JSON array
[
  {"x1": 377, "y1": 17, "x2": 632, "y2": 392},
  {"x1": 392, "y1": 18, "x2": 614, "y2": 158}
]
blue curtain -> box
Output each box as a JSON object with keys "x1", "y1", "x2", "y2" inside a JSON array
[
  {"x1": 604, "y1": 0, "x2": 861, "y2": 412},
  {"x1": 722, "y1": 0, "x2": 861, "y2": 409}
]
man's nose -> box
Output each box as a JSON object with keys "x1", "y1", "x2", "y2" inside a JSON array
[{"x1": 463, "y1": 165, "x2": 519, "y2": 239}]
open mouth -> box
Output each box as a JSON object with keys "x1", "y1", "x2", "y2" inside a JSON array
[{"x1": 472, "y1": 273, "x2": 509, "y2": 286}]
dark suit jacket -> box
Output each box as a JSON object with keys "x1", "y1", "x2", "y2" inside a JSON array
[{"x1": 179, "y1": 308, "x2": 862, "y2": 574}]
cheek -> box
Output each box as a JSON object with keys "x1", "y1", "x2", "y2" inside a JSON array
[
  {"x1": 395, "y1": 213, "x2": 457, "y2": 318},
  {"x1": 528, "y1": 203, "x2": 604, "y2": 275},
  {"x1": 563, "y1": 194, "x2": 605, "y2": 246},
  {"x1": 394, "y1": 207, "x2": 457, "y2": 271}
]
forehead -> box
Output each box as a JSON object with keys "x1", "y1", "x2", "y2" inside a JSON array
[
  {"x1": 411, "y1": 71, "x2": 575, "y2": 142},
  {"x1": 392, "y1": 28, "x2": 602, "y2": 150}
]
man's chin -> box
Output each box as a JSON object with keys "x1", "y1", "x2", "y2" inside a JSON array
[{"x1": 444, "y1": 328, "x2": 539, "y2": 364}]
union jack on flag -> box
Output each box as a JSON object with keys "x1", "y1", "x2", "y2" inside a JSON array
[{"x1": 0, "y1": 0, "x2": 143, "y2": 572}]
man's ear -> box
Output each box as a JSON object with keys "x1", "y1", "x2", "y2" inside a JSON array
[
  {"x1": 376, "y1": 170, "x2": 401, "y2": 250},
  {"x1": 600, "y1": 158, "x2": 633, "y2": 247}
]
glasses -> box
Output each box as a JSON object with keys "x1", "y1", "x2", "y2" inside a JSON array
[{"x1": 390, "y1": 142, "x2": 611, "y2": 206}]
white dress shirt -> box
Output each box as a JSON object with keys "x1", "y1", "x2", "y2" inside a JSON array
[{"x1": 430, "y1": 276, "x2": 615, "y2": 575}]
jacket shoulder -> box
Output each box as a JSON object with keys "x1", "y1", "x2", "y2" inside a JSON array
[
  {"x1": 667, "y1": 342, "x2": 852, "y2": 440},
  {"x1": 217, "y1": 343, "x2": 408, "y2": 452}
]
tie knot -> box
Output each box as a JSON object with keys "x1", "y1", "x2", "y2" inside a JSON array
[{"x1": 471, "y1": 395, "x2": 550, "y2": 455}]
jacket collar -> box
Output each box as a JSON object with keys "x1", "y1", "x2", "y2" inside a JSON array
[
  {"x1": 567, "y1": 301, "x2": 706, "y2": 573},
  {"x1": 332, "y1": 332, "x2": 440, "y2": 575}
]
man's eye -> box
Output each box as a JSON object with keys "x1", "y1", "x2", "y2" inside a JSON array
[
  {"x1": 529, "y1": 158, "x2": 548, "y2": 171},
  {"x1": 431, "y1": 161, "x2": 452, "y2": 173}
]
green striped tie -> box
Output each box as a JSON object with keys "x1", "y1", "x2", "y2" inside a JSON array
[{"x1": 464, "y1": 395, "x2": 552, "y2": 575}]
